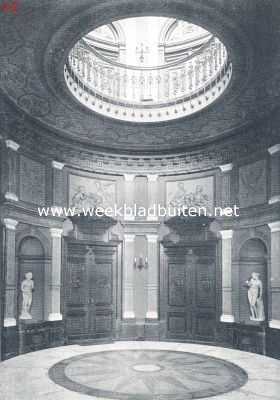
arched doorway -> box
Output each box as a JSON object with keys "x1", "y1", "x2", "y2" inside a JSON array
[
  {"x1": 18, "y1": 237, "x2": 45, "y2": 322},
  {"x1": 239, "y1": 238, "x2": 267, "y2": 324}
]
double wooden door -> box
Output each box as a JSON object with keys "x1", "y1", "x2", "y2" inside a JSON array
[
  {"x1": 64, "y1": 240, "x2": 118, "y2": 340},
  {"x1": 162, "y1": 242, "x2": 217, "y2": 341}
]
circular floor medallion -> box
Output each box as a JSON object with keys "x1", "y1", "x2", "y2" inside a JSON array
[{"x1": 49, "y1": 349, "x2": 248, "y2": 399}]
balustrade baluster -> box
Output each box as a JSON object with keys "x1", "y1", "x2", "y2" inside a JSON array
[
  {"x1": 123, "y1": 72, "x2": 128, "y2": 98},
  {"x1": 65, "y1": 34, "x2": 231, "y2": 120},
  {"x1": 188, "y1": 63, "x2": 194, "y2": 91},
  {"x1": 195, "y1": 59, "x2": 200, "y2": 88},
  {"x1": 131, "y1": 74, "x2": 136, "y2": 100},
  {"x1": 164, "y1": 72, "x2": 170, "y2": 98},
  {"x1": 115, "y1": 70, "x2": 120, "y2": 98},
  {"x1": 180, "y1": 68, "x2": 186, "y2": 93},
  {"x1": 173, "y1": 71, "x2": 179, "y2": 96},
  {"x1": 202, "y1": 56, "x2": 208, "y2": 82},
  {"x1": 81, "y1": 53, "x2": 86, "y2": 77},
  {"x1": 148, "y1": 73, "x2": 153, "y2": 98},
  {"x1": 218, "y1": 42, "x2": 222, "y2": 67},
  {"x1": 139, "y1": 73, "x2": 145, "y2": 100}
]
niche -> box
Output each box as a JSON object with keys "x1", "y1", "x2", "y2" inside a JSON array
[
  {"x1": 18, "y1": 237, "x2": 45, "y2": 322},
  {"x1": 239, "y1": 238, "x2": 267, "y2": 324}
]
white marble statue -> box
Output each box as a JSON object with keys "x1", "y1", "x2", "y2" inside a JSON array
[
  {"x1": 19, "y1": 272, "x2": 34, "y2": 320},
  {"x1": 246, "y1": 272, "x2": 265, "y2": 322}
]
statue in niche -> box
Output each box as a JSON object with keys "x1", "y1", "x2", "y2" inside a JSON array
[
  {"x1": 245, "y1": 272, "x2": 265, "y2": 322},
  {"x1": 19, "y1": 272, "x2": 34, "y2": 320}
]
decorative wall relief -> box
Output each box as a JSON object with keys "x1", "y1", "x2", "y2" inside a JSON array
[
  {"x1": 19, "y1": 155, "x2": 46, "y2": 205},
  {"x1": 167, "y1": 176, "x2": 214, "y2": 213},
  {"x1": 19, "y1": 272, "x2": 34, "y2": 320},
  {"x1": 239, "y1": 160, "x2": 267, "y2": 208},
  {"x1": 69, "y1": 174, "x2": 116, "y2": 210}
]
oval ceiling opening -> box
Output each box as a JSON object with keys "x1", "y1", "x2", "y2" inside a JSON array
[{"x1": 65, "y1": 16, "x2": 232, "y2": 123}]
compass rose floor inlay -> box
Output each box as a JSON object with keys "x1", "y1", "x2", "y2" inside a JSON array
[
  {"x1": 1, "y1": 341, "x2": 280, "y2": 400},
  {"x1": 49, "y1": 349, "x2": 247, "y2": 399}
]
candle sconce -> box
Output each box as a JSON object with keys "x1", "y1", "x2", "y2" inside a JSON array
[{"x1": 134, "y1": 256, "x2": 148, "y2": 271}]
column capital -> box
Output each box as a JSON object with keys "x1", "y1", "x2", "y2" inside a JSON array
[
  {"x1": 124, "y1": 234, "x2": 135, "y2": 242},
  {"x1": 4, "y1": 318, "x2": 17, "y2": 327},
  {"x1": 50, "y1": 228, "x2": 63, "y2": 238},
  {"x1": 3, "y1": 218, "x2": 18, "y2": 230},
  {"x1": 269, "y1": 195, "x2": 280, "y2": 205},
  {"x1": 219, "y1": 163, "x2": 233, "y2": 173},
  {"x1": 220, "y1": 314, "x2": 235, "y2": 323},
  {"x1": 146, "y1": 311, "x2": 158, "y2": 319},
  {"x1": 123, "y1": 174, "x2": 135, "y2": 182},
  {"x1": 48, "y1": 313, "x2": 63, "y2": 321},
  {"x1": 52, "y1": 161, "x2": 65, "y2": 170},
  {"x1": 4, "y1": 192, "x2": 18, "y2": 202},
  {"x1": 269, "y1": 319, "x2": 280, "y2": 329},
  {"x1": 147, "y1": 174, "x2": 158, "y2": 182},
  {"x1": 220, "y1": 230, "x2": 233, "y2": 239},
  {"x1": 268, "y1": 144, "x2": 280, "y2": 155},
  {"x1": 268, "y1": 221, "x2": 280, "y2": 233},
  {"x1": 146, "y1": 234, "x2": 158, "y2": 243},
  {"x1": 5, "y1": 139, "x2": 20, "y2": 151},
  {"x1": 123, "y1": 311, "x2": 135, "y2": 319}
]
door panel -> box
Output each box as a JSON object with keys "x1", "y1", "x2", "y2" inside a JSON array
[
  {"x1": 168, "y1": 264, "x2": 186, "y2": 307},
  {"x1": 165, "y1": 244, "x2": 217, "y2": 341},
  {"x1": 64, "y1": 241, "x2": 116, "y2": 340},
  {"x1": 65, "y1": 252, "x2": 89, "y2": 337}
]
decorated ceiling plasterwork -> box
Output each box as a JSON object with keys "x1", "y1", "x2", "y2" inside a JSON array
[
  {"x1": 1, "y1": 94, "x2": 280, "y2": 176},
  {"x1": 0, "y1": 0, "x2": 279, "y2": 155}
]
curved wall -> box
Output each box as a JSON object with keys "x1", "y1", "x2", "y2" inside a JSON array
[{"x1": 0, "y1": 108, "x2": 280, "y2": 359}]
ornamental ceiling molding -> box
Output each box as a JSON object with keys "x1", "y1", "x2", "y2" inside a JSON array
[
  {"x1": 1, "y1": 0, "x2": 276, "y2": 153},
  {"x1": 3, "y1": 100, "x2": 279, "y2": 176}
]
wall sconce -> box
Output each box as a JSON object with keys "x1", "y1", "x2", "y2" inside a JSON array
[{"x1": 134, "y1": 256, "x2": 148, "y2": 271}]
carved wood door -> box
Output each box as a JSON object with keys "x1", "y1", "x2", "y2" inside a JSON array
[
  {"x1": 163, "y1": 243, "x2": 217, "y2": 341},
  {"x1": 64, "y1": 241, "x2": 117, "y2": 340}
]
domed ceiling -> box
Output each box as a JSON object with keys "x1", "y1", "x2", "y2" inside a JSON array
[
  {"x1": 66, "y1": 17, "x2": 231, "y2": 123},
  {"x1": 0, "y1": 0, "x2": 280, "y2": 155}
]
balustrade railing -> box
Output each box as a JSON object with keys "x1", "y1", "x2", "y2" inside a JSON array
[{"x1": 65, "y1": 35, "x2": 232, "y2": 122}]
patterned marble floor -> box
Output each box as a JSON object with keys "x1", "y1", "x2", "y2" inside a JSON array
[
  {"x1": 0, "y1": 341, "x2": 280, "y2": 400},
  {"x1": 49, "y1": 349, "x2": 247, "y2": 399}
]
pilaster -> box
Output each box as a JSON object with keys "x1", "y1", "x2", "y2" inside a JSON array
[
  {"x1": 52, "y1": 161, "x2": 65, "y2": 207},
  {"x1": 268, "y1": 221, "x2": 280, "y2": 329},
  {"x1": 3, "y1": 218, "x2": 18, "y2": 327},
  {"x1": 123, "y1": 234, "x2": 135, "y2": 319},
  {"x1": 146, "y1": 234, "x2": 158, "y2": 319},
  {"x1": 48, "y1": 228, "x2": 63, "y2": 321},
  {"x1": 4, "y1": 140, "x2": 20, "y2": 202},
  {"x1": 123, "y1": 174, "x2": 135, "y2": 221},
  {"x1": 268, "y1": 144, "x2": 280, "y2": 204},
  {"x1": 147, "y1": 175, "x2": 159, "y2": 221},
  {"x1": 219, "y1": 229, "x2": 235, "y2": 323}
]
